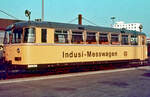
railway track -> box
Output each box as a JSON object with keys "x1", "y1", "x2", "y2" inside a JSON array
[{"x1": 0, "y1": 60, "x2": 149, "y2": 80}]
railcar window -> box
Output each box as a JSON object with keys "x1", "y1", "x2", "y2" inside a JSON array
[
  {"x1": 111, "y1": 34, "x2": 119, "y2": 45},
  {"x1": 54, "y1": 30, "x2": 68, "y2": 43},
  {"x1": 99, "y1": 33, "x2": 108, "y2": 44},
  {"x1": 4, "y1": 29, "x2": 23, "y2": 44},
  {"x1": 131, "y1": 35, "x2": 138, "y2": 45},
  {"x1": 142, "y1": 36, "x2": 145, "y2": 45},
  {"x1": 24, "y1": 28, "x2": 35, "y2": 43},
  {"x1": 4, "y1": 30, "x2": 11, "y2": 44},
  {"x1": 41, "y1": 29, "x2": 47, "y2": 43},
  {"x1": 9, "y1": 33, "x2": 13, "y2": 44},
  {"x1": 86, "y1": 32, "x2": 96, "y2": 44},
  {"x1": 12, "y1": 28, "x2": 23, "y2": 43},
  {"x1": 121, "y1": 35, "x2": 128, "y2": 45},
  {"x1": 72, "y1": 32, "x2": 83, "y2": 44}
]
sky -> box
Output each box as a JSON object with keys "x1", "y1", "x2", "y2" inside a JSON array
[{"x1": 0, "y1": 0, "x2": 150, "y2": 37}]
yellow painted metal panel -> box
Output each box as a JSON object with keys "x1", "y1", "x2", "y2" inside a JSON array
[
  {"x1": 4, "y1": 44, "x2": 148, "y2": 65},
  {"x1": 36, "y1": 28, "x2": 41, "y2": 43},
  {"x1": 47, "y1": 29, "x2": 54, "y2": 43}
]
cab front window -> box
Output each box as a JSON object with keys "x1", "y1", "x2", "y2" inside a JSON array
[
  {"x1": 4, "y1": 28, "x2": 23, "y2": 44},
  {"x1": 4, "y1": 30, "x2": 11, "y2": 44},
  {"x1": 12, "y1": 28, "x2": 23, "y2": 43}
]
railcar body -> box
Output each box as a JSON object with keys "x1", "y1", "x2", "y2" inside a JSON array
[{"x1": 3, "y1": 21, "x2": 147, "y2": 68}]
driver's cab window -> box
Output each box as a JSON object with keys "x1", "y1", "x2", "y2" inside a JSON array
[
  {"x1": 9, "y1": 33, "x2": 13, "y2": 44},
  {"x1": 12, "y1": 28, "x2": 23, "y2": 43}
]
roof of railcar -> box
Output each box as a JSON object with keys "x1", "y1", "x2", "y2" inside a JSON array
[{"x1": 7, "y1": 21, "x2": 146, "y2": 36}]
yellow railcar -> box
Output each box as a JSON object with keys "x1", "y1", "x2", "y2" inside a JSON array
[{"x1": 3, "y1": 21, "x2": 147, "y2": 68}]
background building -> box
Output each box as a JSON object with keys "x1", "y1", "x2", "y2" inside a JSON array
[
  {"x1": 113, "y1": 21, "x2": 143, "y2": 32},
  {"x1": 0, "y1": 18, "x2": 22, "y2": 44}
]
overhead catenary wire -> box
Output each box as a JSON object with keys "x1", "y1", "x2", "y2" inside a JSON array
[
  {"x1": 0, "y1": 9, "x2": 19, "y2": 20},
  {"x1": 82, "y1": 17, "x2": 98, "y2": 26},
  {"x1": 68, "y1": 17, "x2": 78, "y2": 23}
]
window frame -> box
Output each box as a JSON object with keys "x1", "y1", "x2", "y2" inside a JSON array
[
  {"x1": 12, "y1": 28, "x2": 23, "y2": 43},
  {"x1": 71, "y1": 31, "x2": 83, "y2": 44},
  {"x1": 23, "y1": 27, "x2": 36, "y2": 43},
  {"x1": 121, "y1": 34, "x2": 129, "y2": 45},
  {"x1": 99, "y1": 32, "x2": 109, "y2": 45},
  {"x1": 141, "y1": 36, "x2": 146, "y2": 45},
  {"x1": 41, "y1": 28, "x2": 47, "y2": 43},
  {"x1": 130, "y1": 34, "x2": 138, "y2": 45},
  {"x1": 54, "y1": 29, "x2": 68, "y2": 44},
  {"x1": 111, "y1": 33, "x2": 120, "y2": 45},
  {"x1": 86, "y1": 32, "x2": 97, "y2": 44}
]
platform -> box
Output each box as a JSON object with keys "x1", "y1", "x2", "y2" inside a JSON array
[{"x1": 0, "y1": 66, "x2": 150, "y2": 97}]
